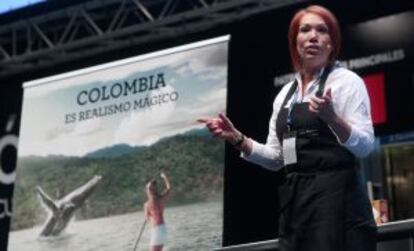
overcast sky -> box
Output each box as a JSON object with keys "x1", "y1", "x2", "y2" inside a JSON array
[{"x1": 18, "y1": 39, "x2": 229, "y2": 157}]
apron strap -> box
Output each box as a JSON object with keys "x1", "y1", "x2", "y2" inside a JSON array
[{"x1": 315, "y1": 63, "x2": 333, "y2": 97}]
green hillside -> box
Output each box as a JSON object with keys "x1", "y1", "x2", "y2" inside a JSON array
[{"x1": 11, "y1": 133, "x2": 224, "y2": 231}]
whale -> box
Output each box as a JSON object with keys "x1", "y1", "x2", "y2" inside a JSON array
[{"x1": 35, "y1": 175, "x2": 102, "y2": 237}]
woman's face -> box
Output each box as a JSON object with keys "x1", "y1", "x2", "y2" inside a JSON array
[{"x1": 296, "y1": 13, "x2": 332, "y2": 70}]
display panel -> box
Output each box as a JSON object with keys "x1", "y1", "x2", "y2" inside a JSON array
[{"x1": 9, "y1": 36, "x2": 229, "y2": 251}]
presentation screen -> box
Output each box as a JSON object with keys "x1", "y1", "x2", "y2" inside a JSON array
[{"x1": 9, "y1": 35, "x2": 229, "y2": 251}]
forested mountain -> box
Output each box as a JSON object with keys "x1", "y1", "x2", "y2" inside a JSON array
[
  {"x1": 84, "y1": 144, "x2": 141, "y2": 159},
  {"x1": 12, "y1": 131, "x2": 224, "y2": 231}
]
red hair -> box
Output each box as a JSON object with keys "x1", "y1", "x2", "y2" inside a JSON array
[{"x1": 288, "y1": 5, "x2": 341, "y2": 71}]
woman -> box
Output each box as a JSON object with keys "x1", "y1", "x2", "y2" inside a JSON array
[
  {"x1": 144, "y1": 171, "x2": 171, "y2": 251},
  {"x1": 198, "y1": 5, "x2": 376, "y2": 251}
]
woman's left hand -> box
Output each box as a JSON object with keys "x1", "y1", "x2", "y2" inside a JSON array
[{"x1": 309, "y1": 88, "x2": 337, "y2": 122}]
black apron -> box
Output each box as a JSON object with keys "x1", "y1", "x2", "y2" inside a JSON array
[{"x1": 275, "y1": 79, "x2": 377, "y2": 251}]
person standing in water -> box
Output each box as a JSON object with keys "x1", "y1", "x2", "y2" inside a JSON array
[{"x1": 144, "y1": 171, "x2": 172, "y2": 251}]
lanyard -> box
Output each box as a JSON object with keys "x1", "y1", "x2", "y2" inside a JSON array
[
  {"x1": 286, "y1": 85, "x2": 299, "y2": 131},
  {"x1": 286, "y1": 64, "x2": 333, "y2": 131}
]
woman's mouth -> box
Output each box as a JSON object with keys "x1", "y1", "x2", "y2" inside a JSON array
[{"x1": 305, "y1": 45, "x2": 320, "y2": 54}]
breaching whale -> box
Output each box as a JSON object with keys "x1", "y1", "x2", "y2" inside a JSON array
[{"x1": 35, "y1": 175, "x2": 102, "y2": 237}]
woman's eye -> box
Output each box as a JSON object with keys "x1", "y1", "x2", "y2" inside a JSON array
[
  {"x1": 317, "y1": 26, "x2": 329, "y2": 33},
  {"x1": 299, "y1": 26, "x2": 310, "y2": 33}
]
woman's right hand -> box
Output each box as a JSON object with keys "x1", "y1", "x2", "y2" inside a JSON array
[{"x1": 197, "y1": 112, "x2": 242, "y2": 145}]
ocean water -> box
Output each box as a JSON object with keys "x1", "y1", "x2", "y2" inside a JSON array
[{"x1": 8, "y1": 201, "x2": 222, "y2": 251}]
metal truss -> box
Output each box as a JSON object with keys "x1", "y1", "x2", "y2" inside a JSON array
[{"x1": 0, "y1": 0, "x2": 300, "y2": 79}]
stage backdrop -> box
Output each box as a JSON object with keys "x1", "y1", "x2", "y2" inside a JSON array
[{"x1": 9, "y1": 36, "x2": 229, "y2": 251}]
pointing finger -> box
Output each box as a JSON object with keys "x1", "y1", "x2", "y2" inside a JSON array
[
  {"x1": 197, "y1": 118, "x2": 210, "y2": 124},
  {"x1": 310, "y1": 95, "x2": 325, "y2": 104},
  {"x1": 218, "y1": 113, "x2": 233, "y2": 127},
  {"x1": 308, "y1": 104, "x2": 319, "y2": 113}
]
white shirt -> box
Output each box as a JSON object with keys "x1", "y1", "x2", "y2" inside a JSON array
[{"x1": 242, "y1": 66, "x2": 375, "y2": 172}]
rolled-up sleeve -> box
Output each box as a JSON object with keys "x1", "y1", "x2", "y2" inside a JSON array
[{"x1": 331, "y1": 71, "x2": 375, "y2": 157}]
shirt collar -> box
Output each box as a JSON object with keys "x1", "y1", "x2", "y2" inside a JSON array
[
  {"x1": 294, "y1": 67, "x2": 324, "y2": 88},
  {"x1": 293, "y1": 61, "x2": 340, "y2": 87}
]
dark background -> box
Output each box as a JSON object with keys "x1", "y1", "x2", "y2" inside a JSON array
[{"x1": 1, "y1": 0, "x2": 413, "y2": 249}]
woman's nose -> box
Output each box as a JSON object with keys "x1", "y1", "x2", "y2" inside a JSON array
[{"x1": 309, "y1": 29, "x2": 318, "y2": 41}]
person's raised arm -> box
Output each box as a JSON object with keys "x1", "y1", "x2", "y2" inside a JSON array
[
  {"x1": 160, "y1": 171, "x2": 171, "y2": 198},
  {"x1": 309, "y1": 84, "x2": 374, "y2": 157}
]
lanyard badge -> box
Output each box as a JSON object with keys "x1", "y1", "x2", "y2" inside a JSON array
[{"x1": 282, "y1": 131, "x2": 297, "y2": 165}]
